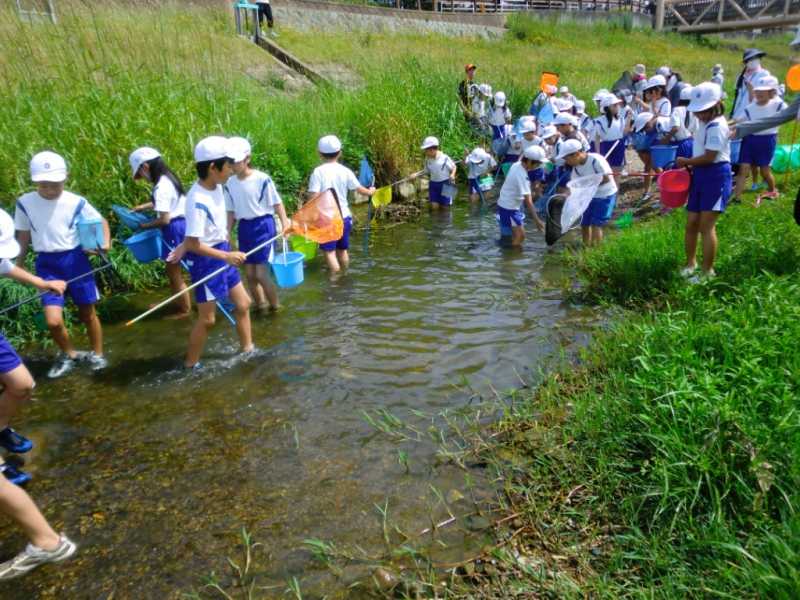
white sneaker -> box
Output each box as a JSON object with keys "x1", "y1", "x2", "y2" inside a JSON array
[
  {"x1": 82, "y1": 352, "x2": 108, "y2": 371},
  {"x1": 47, "y1": 355, "x2": 75, "y2": 379},
  {"x1": 680, "y1": 266, "x2": 698, "y2": 279},
  {"x1": 0, "y1": 534, "x2": 77, "y2": 581},
  {"x1": 688, "y1": 270, "x2": 716, "y2": 285}
]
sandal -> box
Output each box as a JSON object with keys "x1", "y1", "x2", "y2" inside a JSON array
[{"x1": 755, "y1": 191, "x2": 779, "y2": 207}]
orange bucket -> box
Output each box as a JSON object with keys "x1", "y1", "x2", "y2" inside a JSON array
[{"x1": 657, "y1": 169, "x2": 691, "y2": 208}]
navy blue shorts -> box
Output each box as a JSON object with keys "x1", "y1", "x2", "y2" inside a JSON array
[
  {"x1": 428, "y1": 180, "x2": 453, "y2": 206},
  {"x1": 186, "y1": 241, "x2": 242, "y2": 304},
  {"x1": 0, "y1": 334, "x2": 22, "y2": 374},
  {"x1": 497, "y1": 206, "x2": 525, "y2": 229},
  {"x1": 320, "y1": 216, "x2": 353, "y2": 252},
  {"x1": 739, "y1": 134, "x2": 777, "y2": 167},
  {"x1": 238, "y1": 214, "x2": 276, "y2": 264},
  {"x1": 687, "y1": 162, "x2": 732, "y2": 213},
  {"x1": 502, "y1": 154, "x2": 519, "y2": 165},
  {"x1": 35, "y1": 246, "x2": 99, "y2": 307},
  {"x1": 580, "y1": 194, "x2": 616, "y2": 227},
  {"x1": 528, "y1": 168, "x2": 546, "y2": 183},
  {"x1": 676, "y1": 138, "x2": 694, "y2": 160},
  {"x1": 468, "y1": 178, "x2": 480, "y2": 194},
  {"x1": 160, "y1": 217, "x2": 186, "y2": 258},
  {"x1": 491, "y1": 125, "x2": 505, "y2": 140},
  {"x1": 600, "y1": 140, "x2": 626, "y2": 167}
]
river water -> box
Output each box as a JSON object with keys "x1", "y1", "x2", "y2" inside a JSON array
[{"x1": 2, "y1": 199, "x2": 597, "y2": 598}]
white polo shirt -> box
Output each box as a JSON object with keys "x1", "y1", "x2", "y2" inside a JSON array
[
  {"x1": 185, "y1": 181, "x2": 229, "y2": 246},
  {"x1": 152, "y1": 176, "x2": 186, "y2": 220},
  {"x1": 225, "y1": 170, "x2": 282, "y2": 220},
  {"x1": 572, "y1": 153, "x2": 618, "y2": 198},
  {"x1": 15, "y1": 190, "x2": 102, "y2": 253},
  {"x1": 693, "y1": 116, "x2": 730, "y2": 163},
  {"x1": 743, "y1": 98, "x2": 788, "y2": 136},
  {"x1": 497, "y1": 161, "x2": 531, "y2": 211},
  {"x1": 593, "y1": 115, "x2": 625, "y2": 141},
  {"x1": 669, "y1": 106, "x2": 697, "y2": 141},
  {"x1": 307, "y1": 161, "x2": 359, "y2": 220},
  {"x1": 488, "y1": 104, "x2": 511, "y2": 127},
  {"x1": 424, "y1": 152, "x2": 456, "y2": 184},
  {"x1": 653, "y1": 97, "x2": 672, "y2": 118}
]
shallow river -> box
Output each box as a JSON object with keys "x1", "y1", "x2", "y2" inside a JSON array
[{"x1": 2, "y1": 198, "x2": 597, "y2": 598}]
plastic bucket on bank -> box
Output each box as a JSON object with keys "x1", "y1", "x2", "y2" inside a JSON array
[
  {"x1": 650, "y1": 145, "x2": 678, "y2": 169},
  {"x1": 730, "y1": 138, "x2": 742, "y2": 164},
  {"x1": 124, "y1": 229, "x2": 162, "y2": 263},
  {"x1": 270, "y1": 251, "x2": 305, "y2": 288},
  {"x1": 478, "y1": 175, "x2": 494, "y2": 192},
  {"x1": 112, "y1": 204, "x2": 149, "y2": 229},
  {"x1": 77, "y1": 217, "x2": 104, "y2": 251},
  {"x1": 657, "y1": 168, "x2": 691, "y2": 208},
  {"x1": 289, "y1": 235, "x2": 318, "y2": 262}
]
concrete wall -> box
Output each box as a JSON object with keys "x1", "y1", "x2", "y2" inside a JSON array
[{"x1": 519, "y1": 9, "x2": 651, "y2": 29}]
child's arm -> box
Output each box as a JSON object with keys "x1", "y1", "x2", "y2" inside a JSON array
[
  {"x1": 227, "y1": 211, "x2": 236, "y2": 247},
  {"x1": 132, "y1": 201, "x2": 155, "y2": 212},
  {"x1": 676, "y1": 149, "x2": 718, "y2": 168},
  {"x1": 182, "y1": 236, "x2": 245, "y2": 266},
  {"x1": 4, "y1": 264, "x2": 66, "y2": 296},
  {"x1": 101, "y1": 217, "x2": 112, "y2": 251},
  {"x1": 139, "y1": 212, "x2": 170, "y2": 230},
  {"x1": 14, "y1": 230, "x2": 31, "y2": 268},
  {"x1": 275, "y1": 202, "x2": 290, "y2": 233},
  {"x1": 524, "y1": 195, "x2": 544, "y2": 231}
]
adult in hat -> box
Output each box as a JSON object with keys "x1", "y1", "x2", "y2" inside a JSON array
[
  {"x1": 458, "y1": 64, "x2": 477, "y2": 112},
  {"x1": 731, "y1": 48, "x2": 769, "y2": 121}
]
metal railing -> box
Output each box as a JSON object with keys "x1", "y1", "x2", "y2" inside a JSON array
[{"x1": 370, "y1": 0, "x2": 650, "y2": 12}]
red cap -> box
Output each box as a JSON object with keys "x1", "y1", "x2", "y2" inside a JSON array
[{"x1": 465, "y1": 64, "x2": 476, "y2": 72}]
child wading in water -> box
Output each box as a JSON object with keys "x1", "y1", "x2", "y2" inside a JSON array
[
  {"x1": 15, "y1": 152, "x2": 110, "y2": 378},
  {"x1": 421, "y1": 136, "x2": 457, "y2": 209},
  {"x1": 496, "y1": 146, "x2": 547, "y2": 247},
  {"x1": 169, "y1": 137, "x2": 253, "y2": 369},
  {"x1": 464, "y1": 148, "x2": 496, "y2": 203},
  {"x1": 129, "y1": 147, "x2": 191, "y2": 319},
  {"x1": 557, "y1": 139, "x2": 618, "y2": 246},
  {"x1": 225, "y1": 137, "x2": 289, "y2": 311},
  {"x1": 307, "y1": 135, "x2": 375, "y2": 273},
  {"x1": 676, "y1": 82, "x2": 732, "y2": 283}
]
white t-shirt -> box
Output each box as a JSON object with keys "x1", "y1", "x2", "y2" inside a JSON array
[
  {"x1": 307, "y1": 161, "x2": 360, "y2": 219},
  {"x1": 554, "y1": 131, "x2": 591, "y2": 163},
  {"x1": 655, "y1": 116, "x2": 673, "y2": 136},
  {"x1": 511, "y1": 135, "x2": 540, "y2": 156},
  {"x1": 572, "y1": 153, "x2": 618, "y2": 198},
  {"x1": 488, "y1": 104, "x2": 511, "y2": 127},
  {"x1": 424, "y1": 152, "x2": 456, "y2": 184},
  {"x1": 743, "y1": 98, "x2": 788, "y2": 136},
  {"x1": 593, "y1": 115, "x2": 625, "y2": 141},
  {"x1": 652, "y1": 97, "x2": 672, "y2": 118},
  {"x1": 15, "y1": 190, "x2": 102, "y2": 253},
  {"x1": 669, "y1": 106, "x2": 696, "y2": 141},
  {"x1": 467, "y1": 154, "x2": 497, "y2": 179},
  {"x1": 732, "y1": 68, "x2": 770, "y2": 120},
  {"x1": 693, "y1": 116, "x2": 730, "y2": 163},
  {"x1": 152, "y1": 175, "x2": 186, "y2": 220},
  {"x1": 497, "y1": 161, "x2": 531, "y2": 211},
  {"x1": 224, "y1": 170, "x2": 282, "y2": 220},
  {"x1": 184, "y1": 182, "x2": 229, "y2": 246}
]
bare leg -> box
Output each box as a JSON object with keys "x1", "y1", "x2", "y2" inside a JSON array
[
  {"x1": 593, "y1": 226, "x2": 605, "y2": 245},
  {"x1": 228, "y1": 283, "x2": 253, "y2": 352},
  {"x1": 510, "y1": 226, "x2": 525, "y2": 247},
  {"x1": 733, "y1": 163, "x2": 750, "y2": 200},
  {"x1": 761, "y1": 166, "x2": 776, "y2": 193},
  {"x1": 684, "y1": 211, "x2": 701, "y2": 269},
  {"x1": 255, "y1": 264, "x2": 279, "y2": 309},
  {"x1": 324, "y1": 250, "x2": 341, "y2": 273},
  {"x1": 44, "y1": 306, "x2": 76, "y2": 357},
  {"x1": 77, "y1": 304, "x2": 103, "y2": 356},
  {"x1": 699, "y1": 211, "x2": 721, "y2": 273},
  {"x1": 165, "y1": 262, "x2": 190, "y2": 316},
  {"x1": 581, "y1": 226, "x2": 591, "y2": 246},
  {"x1": 336, "y1": 249, "x2": 350, "y2": 270},
  {"x1": 185, "y1": 301, "x2": 216, "y2": 368},
  {"x1": 244, "y1": 264, "x2": 267, "y2": 309},
  {"x1": 0, "y1": 365, "x2": 34, "y2": 430},
  {"x1": 0, "y1": 475, "x2": 60, "y2": 551},
  {"x1": 639, "y1": 152, "x2": 652, "y2": 192}
]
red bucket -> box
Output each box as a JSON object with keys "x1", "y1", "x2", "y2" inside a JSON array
[{"x1": 657, "y1": 169, "x2": 691, "y2": 208}]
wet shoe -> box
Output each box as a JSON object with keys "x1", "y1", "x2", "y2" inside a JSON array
[
  {"x1": 185, "y1": 362, "x2": 203, "y2": 372},
  {"x1": 0, "y1": 463, "x2": 31, "y2": 486},
  {"x1": 688, "y1": 269, "x2": 716, "y2": 285},
  {"x1": 82, "y1": 352, "x2": 108, "y2": 371},
  {"x1": 0, "y1": 428, "x2": 32, "y2": 454},
  {"x1": 47, "y1": 355, "x2": 75, "y2": 379},
  {"x1": 680, "y1": 265, "x2": 698, "y2": 279},
  {"x1": 0, "y1": 534, "x2": 77, "y2": 581}
]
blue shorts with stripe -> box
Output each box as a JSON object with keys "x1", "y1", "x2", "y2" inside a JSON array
[{"x1": 185, "y1": 242, "x2": 242, "y2": 304}]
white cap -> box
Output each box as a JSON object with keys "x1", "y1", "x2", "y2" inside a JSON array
[
  {"x1": 633, "y1": 112, "x2": 654, "y2": 132},
  {"x1": 194, "y1": 136, "x2": 231, "y2": 162},
  {"x1": 634, "y1": 64, "x2": 646, "y2": 75},
  {"x1": 644, "y1": 75, "x2": 667, "y2": 90},
  {"x1": 30, "y1": 151, "x2": 67, "y2": 183},
  {"x1": 687, "y1": 82, "x2": 722, "y2": 113},
  {"x1": 680, "y1": 85, "x2": 694, "y2": 101},
  {"x1": 318, "y1": 135, "x2": 342, "y2": 154},
  {"x1": 575, "y1": 100, "x2": 586, "y2": 112},
  {"x1": 519, "y1": 117, "x2": 537, "y2": 134},
  {"x1": 494, "y1": 91, "x2": 506, "y2": 106},
  {"x1": 792, "y1": 26, "x2": 800, "y2": 48},
  {"x1": 713, "y1": 63, "x2": 723, "y2": 72},
  {"x1": 129, "y1": 147, "x2": 160, "y2": 177},
  {"x1": 553, "y1": 113, "x2": 578, "y2": 127},
  {"x1": 0, "y1": 210, "x2": 20, "y2": 261},
  {"x1": 556, "y1": 139, "x2": 583, "y2": 160},
  {"x1": 554, "y1": 97, "x2": 574, "y2": 112},
  {"x1": 478, "y1": 83, "x2": 492, "y2": 96},
  {"x1": 559, "y1": 86, "x2": 569, "y2": 94},
  {"x1": 657, "y1": 66, "x2": 671, "y2": 76},
  {"x1": 420, "y1": 136, "x2": 440, "y2": 150},
  {"x1": 593, "y1": 89, "x2": 611, "y2": 103},
  {"x1": 753, "y1": 75, "x2": 780, "y2": 91},
  {"x1": 540, "y1": 125, "x2": 558, "y2": 139},
  {"x1": 228, "y1": 137, "x2": 252, "y2": 162},
  {"x1": 467, "y1": 148, "x2": 491, "y2": 164},
  {"x1": 600, "y1": 94, "x2": 622, "y2": 109},
  {"x1": 523, "y1": 145, "x2": 548, "y2": 163}
]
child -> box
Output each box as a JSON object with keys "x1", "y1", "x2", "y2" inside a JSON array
[
  {"x1": 733, "y1": 75, "x2": 786, "y2": 202},
  {"x1": 421, "y1": 136, "x2": 457, "y2": 209},
  {"x1": 529, "y1": 84, "x2": 557, "y2": 118},
  {"x1": 559, "y1": 86, "x2": 577, "y2": 106},
  {"x1": 711, "y1": 64, "x2": 724, "y2": 88},
  {"x1": 168, "y1": 136, "x2": 253, "y2": 369},
  {"x1": 15, "y1": 151, "x2": 110, "y2": 379},
  {"x1": 129, "y1": 147, "x2": 191, "y2": 319},
  {"x1": 488, "y1": 91, "x2": 512, "y2": 141},
  {"x1": 509, "y1": 117, "x2": 539, "y2": 157},
  {"x1": 558, "y1": 139, "x2": 618, "y2": 246},
  {"x1": 575, "y1": 100, "x2": 594, "y2": 141},
  {"x1": 637, "y1": 75, "x2": 671, "y2": 119},
  {"x1": 632, "y1": 111, "x2": 669, "y2": 200},
  {"x1": 464, "y1": 148, "x2": 497, "y2": 202},
  {"x1": 307, "y1": 135, "x2": 375, "y2": 271},
  {"x1": 225, "y1": 137, "x2": 290, "y2": 311},
  {"x1": 661, "y1": 86, "x2": 696, "y2": 160},
  {"x1": 472, "y1": 84, "x2": 492, "y2": 122},
  {"x1": 496, "y1": 146, "x2": 548, "y2": 247},
  {"x1": 553, "y1": 114, "x2": 590, "y2": 152},
  {"x1": 593, "y1": 95, "x2": 627, "y2": 173},
  {"x1": 675, "y1": 82, "x2": 731, "y2": 282}
]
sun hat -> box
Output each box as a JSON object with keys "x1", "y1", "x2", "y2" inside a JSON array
[
  {"x1": 679, "y1": 85, "x2": 694, "y2": 101},
  {"x1": 575, "y1": 99, "x2": 586, "y2": 113},
  {"x1": 420, "y1": 136, "x2": 440, "y2": 150},
  {"x1": 633, "y1": 64, "x2": 646, "y2": 76},
  {"x1": 523, "y1": 145, "x2": 548, "y2": 163},
  {"x1": 712, "y1": 63, "x2": 724, "y2": 73},
  {"x1": 227, "y1": 137, "x2": 252, "y2": 162},
  {"x1": 467, "y1": 148, "x2": 491, "y2": 164},
  {"x1": 0, "y1": 210, "x2": 20, "y2": 261},
  {"x1": 593, "y1": 89, "x2": 611, "y2": 103},
  {"x1": 657, "y1": 66, "x2": 672, "y2": 77},
  {"x1": 478, "y1": 83, "x2": 492, "y2": 96},
  {"x1": 633, "y1": 112, "x2": 654, "y2": 133},
  {"x1": 553, "y1": 113, "x2": 578, "y2": 127},
  {"x1": 643, "y1": 74, "x2": 667, "y2": 90},
  {"x1": 518, "y1": 118, "x2": 538, "y2": 134},
  {"x1": 556, "y1": 139, "x2": 583, "y2": 161},
  {"x1": 687, "y1": 82, "x2": 722, "y2": 113},
  {"x1": 129, "y1": 147, "x2": 160, "y2": 178},
  {"x1": 494, "y1": 91, "x2": 506, "y2": 107},
  {"x1": 30, "y1": 151, "x2": 67, "y2": 183},
  {"x1": 742, "y1": 48, "x2": 766, "y2": 63},
  {"x1": 318, "y1": 135, "x2": 343, "y2": 154},
  {"x1": 753, "y1": 74, "x2": 780, "y2": 91},
  {"x1": 194, "y1": 136, "x2": 232, "y2": 162},
  {"x1": 600, "y1": 94, "x2": 622, "y2": 109},
  {"x1": 559, "y1": 86, "x2": 569, "y2": 94},
  {"x1": 791, "y1": 27, "x2": 800, "y2": 48},
  {"x1": 553, "y1": 97, "x2": 574, "y2": 112},
  {"x1": 539, "y1": 125, "x2": 558, "y2": 139}
]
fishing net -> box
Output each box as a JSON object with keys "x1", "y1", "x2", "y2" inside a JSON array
[
  {"x1": 287, "y1": 189, "x2": 344, "y2": 244},
  {"x1": 561, "y1": 175, "x2": 602, "y2": 231},
  {"x1": 545, "y1": 195, "x2": 566, "y2": 246},
  {"x1": 371, "y1": 186, "x2": 392, "y2": 207}
]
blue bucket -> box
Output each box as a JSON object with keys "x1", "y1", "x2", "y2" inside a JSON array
[
  {"x1": 730, "y1": 138, "x2": 742, "y2": 164},
  {"x1": 77, "y1": 217, "x2": 104, "y2": 251},
  {"x1": 124, "y1": 229, "x2": 162, "y2": 263},
  {"x1": 270, "y1": 251, "x2": 304, "y2": 288},
  {"x1": 112, "y1": 204, "x2": 149, "y2": 229},
  {"x1": 651, "y1": 145, "x2": 678, "y2": 169}
]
